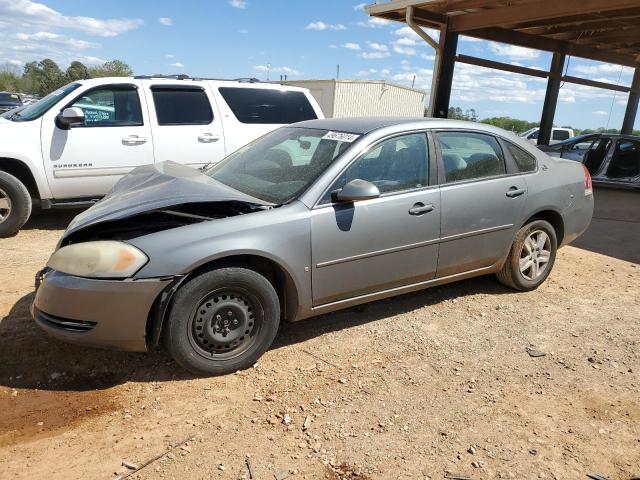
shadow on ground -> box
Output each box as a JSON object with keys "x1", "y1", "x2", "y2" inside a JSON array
[
  {"x1": 0, "y1": 276, "x2": 510, "y2": 392},
  {"x1": 571, "y1": 188, "x2": 640, "y2": 264},
  {"x1": 22, "y1": 208, "x2": 85, "y2": 231}
]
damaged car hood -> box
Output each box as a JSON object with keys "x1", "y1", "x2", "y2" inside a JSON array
[{"x1": 65, "y1": 161, "x2": 273, "y2": 236}]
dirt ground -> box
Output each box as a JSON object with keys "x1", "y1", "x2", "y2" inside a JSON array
[{"x1": 0, "y1": 188, "x2": 638, "y2": 480}]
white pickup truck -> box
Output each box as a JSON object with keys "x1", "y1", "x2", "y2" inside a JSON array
[{"x1": 0, "y1": 76, "x2": 323, "y2": 236}]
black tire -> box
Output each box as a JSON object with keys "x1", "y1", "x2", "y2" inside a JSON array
[
  {"x1": 0, "y1": 171, "x2": 32, "y2": 238},
  {"x1": 496, "y1": 219, "x2": 557, "y2": 291},
  {"x1": 164, "y1": 267, "x2": 280, "y2": 376}
]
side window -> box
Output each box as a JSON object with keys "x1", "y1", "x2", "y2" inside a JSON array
[
  {"x1": 323, "y1": 133, "x2": 428, "y2": 202},
  {"x1": 505, "y1": 141, "x2": 536, "y2": 173},
  {"x1": 436, "y1": 131, "x2": 506, "y2": 183},
  {"x1": 553, "y1": 130, "x2": 570, "y2": 141},
  {"x1": 70, "y1": 86, "x2": 142, "y2": 126},
  {"x1": 218, "y1": 87, "x2": 317, "y2": 124},
  {"x1": 151, "y1": 86, "x2": 213, "y2": 125},
  {"x1": 528, "y1": 130, "x2": 539, "y2": 140}
]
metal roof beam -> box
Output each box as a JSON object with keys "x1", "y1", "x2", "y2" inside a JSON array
[{"x1": 448, "y1": 0, "x2": 640, "y2": 32}]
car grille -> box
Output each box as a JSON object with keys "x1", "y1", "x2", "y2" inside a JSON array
[{"x1": 36, "y1": 310, "x2": 97, "y2": 332}]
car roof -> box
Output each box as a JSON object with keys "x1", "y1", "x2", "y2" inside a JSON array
[{"x1": 289, "y1": 117, "x2": 526, "y2": 137}]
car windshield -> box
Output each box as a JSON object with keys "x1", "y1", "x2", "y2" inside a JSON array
[
  {"x1": 0, "y1": 93, "x2": 21, "y2": 104},
  {"x1": 204, "y1": 127, "x2": 358, "y2": 204},
  {"x1": 9, "y1": 82, "x2": 81, "y2": 121}
]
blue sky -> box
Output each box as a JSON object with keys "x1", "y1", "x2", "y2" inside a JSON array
[{"x1": 0, "y1": 0, "x2": 637, "y2": 130}]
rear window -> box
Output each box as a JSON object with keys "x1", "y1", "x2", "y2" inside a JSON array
[
  {"x1": 151, "y1": 86, "x2": 213, "y2": 125},
  {"x1": 553, "y1": 130, "x2": 570, "y2": 141},
  {"x1": 505, "y1": 141, "x2": 536, "y2": 172},
  {"x1": 218, "y1": 87, "x2": 317, "y2": 124}
]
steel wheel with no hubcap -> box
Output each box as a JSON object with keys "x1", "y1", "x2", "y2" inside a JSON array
[
  {"x1": 0, "y1": 188, "x2": 12, "y2": 224},
  {"x1": 519, "y1": 229, "x2": 551, "y2": 280},
  {"x1": 188, "y1": 289, "x2": 260, "y2": 360}
]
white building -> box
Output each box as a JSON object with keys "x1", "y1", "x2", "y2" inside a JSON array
[{"x1": 280, "y1": 79, "x2": 427, "y2": 118}]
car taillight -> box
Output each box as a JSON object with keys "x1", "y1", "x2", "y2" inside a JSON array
[{"x1": 582, "y1": 164, "x2": 593, "y2": 196}]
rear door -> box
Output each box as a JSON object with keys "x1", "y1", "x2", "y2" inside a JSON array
[
  {"x1": 600, "y1": 137, "x2": 640, "y2": 185},
  {"x1": 311, "y1": 132, "x2": 440, "y2": 306},
  {"x1": 143, "y1": 82, "x2": 225, "y2": 168},
  {"x1": 41, "y1": 81, "x2": 155, "y2": 199},
  {"x1": 435, "y1": 130, "x2": 528, "y2": 277}
]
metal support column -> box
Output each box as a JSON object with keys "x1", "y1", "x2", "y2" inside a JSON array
[
  {"x1": 432, "y1": 28, "x2": 459, "y2": 119},
  {"x1": 621, "y1": 66, "x2": 640, "y2": 135},
  {"x1": 538, "y1": 52, "x2": 566, "y2": 146}
]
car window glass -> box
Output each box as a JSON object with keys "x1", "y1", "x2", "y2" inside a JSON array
[
  {"x1": 528, "y1": 130, "x2": 539, "y2": 140},
  {"x1": 505, "y1": 142, "x2": 536, "y2": 172},
  {"x1": 322, "y1": 133, "x2": 428, "y2": 202},
  {"x1": 207, "y1": 127, "x2": 352, "y2": 204},
  {"x1": 71, "y1": 86, "x2": 142, "y2": 126},
  {"x1": 553, "y1": 130, "x2": 570, "y2": 141},
  {"x1": 151, "y1": 87, "x2": 212, "y2": 125},
  {"x1": 606, "y1": 139, "x2": 640, "y2": 178},
  {"x1": 218, "y1": 87, "x2": 317, "y2": 124},
  {"x1": 436, "y1": 131, "x2": 506, "y2": 182}
]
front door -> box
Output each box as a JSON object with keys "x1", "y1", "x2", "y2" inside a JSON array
[
  {"x1": 600, "y1": 137, "x2": 640, "y2": 185},
  {"x1": 311, "y1": 132, "x2": 440, "y2": 306},
  {"x1": 435, "y1": 130, "x2": 527, "y2": 277},
  {"x1": 41, "y1": 82, "x2": 155, "y2": 199},
  {"x1": 143, "y1": 84, "x2": 226, "y2": 168}
]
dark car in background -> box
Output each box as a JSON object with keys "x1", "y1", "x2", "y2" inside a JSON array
[
  {"x1": 538, "y1": 133, "x2": 640, "y2": 190},
  {"x1": 0, "y1": 92, "x2": 23, "y2": 114}
]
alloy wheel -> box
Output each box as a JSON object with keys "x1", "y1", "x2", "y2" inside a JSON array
[
  {"x1": 0, "y1": 187, "x2": 11, "y2": 224},
  {"x1": 519, "y1": 229, "x2": 552, "y2": 281}
]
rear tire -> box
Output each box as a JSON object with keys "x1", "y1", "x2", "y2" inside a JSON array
[
  {"x1": 0, "y1": 171, "x2": 32, "y2": 238},
  {"x1": 164, "y1": 267, "x2": 280, "y2": 376},
  {"x1": 496, "y1": 219, "x2": 557, "y2": 291}
]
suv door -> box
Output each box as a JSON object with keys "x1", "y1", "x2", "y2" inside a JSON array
[
  {"x1": 311, "y1": 132, "x2": 440, "y2": 306},
  {"x1": 144, "y1": 83, "x2": 225, "y2": 168},
  {"x1": 41, "y1": 82, "x2": 154, "y2": 199},
  {"x1": 435, "y1": 130, "x2": 528, "y2": 277}
]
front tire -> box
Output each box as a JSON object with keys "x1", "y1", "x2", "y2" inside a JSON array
[
  {"x1": 0, "y1": 171, "x2": 32, "y2": 238},
  {"x1": 164, "y1": 267, "x2": 280, "y2": 376},
  {"x1": 496, "y1": 219, "x2": 557, "y2": 291}
]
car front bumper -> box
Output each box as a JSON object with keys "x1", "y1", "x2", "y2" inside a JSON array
[{"x1": 32, "y1": 269, "x2": 173, "y2": 352}]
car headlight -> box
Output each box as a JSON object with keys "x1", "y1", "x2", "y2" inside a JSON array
[{"x1": 47, "y1": 241, "x2": 148, "y2": 279}]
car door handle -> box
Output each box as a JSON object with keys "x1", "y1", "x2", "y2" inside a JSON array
[
  {"x1": 506, "y1": 187, "x2": 526, "y2": 198},
  {"x1": 408, "y1": 203, "x2": 434, "y2": 215},
  {"x1": 198, "y1": 133, "x2": 220, "y2": 143},
  {"x1": 122, "y1": 135, "x2": 147, "y2": 146}
]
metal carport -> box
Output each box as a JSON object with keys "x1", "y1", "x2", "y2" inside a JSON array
[{"x1": 366, "y1": 0, "x2": 640, "y2": 145}]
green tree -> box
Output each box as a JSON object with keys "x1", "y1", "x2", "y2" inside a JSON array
[
  {"x1": 22, "y1": 59, "x2": 66, "y2": 96},
  {"x1": 66, "y1": 61, "x2": 89, "y2": 81},
  {"x1": 89, "y1": 59, "x2": 133, "y2": 78}
]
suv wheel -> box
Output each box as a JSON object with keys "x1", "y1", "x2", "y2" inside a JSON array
[
  {"x1": 496, "y1": 219, "x2": 557, "y2": 291},
  {"x1": 0, "y1": 171, "x2": 32, "y2": 238},
  {"x1": 164, "y1": 267, "x2": 280, "y2": 376}
]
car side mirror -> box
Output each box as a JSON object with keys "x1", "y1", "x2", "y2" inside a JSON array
[
  {"x1": 56, "y1": 107, "x2": 85, "y2": 129},
  {"x1": 332, "y1": 179, "x2": 380, "y2": 202}
]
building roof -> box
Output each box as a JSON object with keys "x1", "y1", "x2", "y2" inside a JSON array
[{"x1": 367, "y1": 0, "x2": 640, "y2": 67}]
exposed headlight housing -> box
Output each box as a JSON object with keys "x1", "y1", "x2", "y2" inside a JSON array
[{"x1": 47, "y1": 241, "x2": 148, "y2": 279}]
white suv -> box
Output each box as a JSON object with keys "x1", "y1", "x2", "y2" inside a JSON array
[
  {"x1": 0, "y1": 76, "x2": 323, "y2": 236},
  {"x1": 519, "y1": 127, "x2": 574, "y2": 145}
]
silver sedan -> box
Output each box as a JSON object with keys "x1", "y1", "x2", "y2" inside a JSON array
[{"x1": 33, "y1": 118, "x2": 594, "y2": 375}]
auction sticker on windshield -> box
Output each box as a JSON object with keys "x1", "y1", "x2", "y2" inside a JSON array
[{"x1": 322, "y1": 131, "x2": 360, "y2": 142}]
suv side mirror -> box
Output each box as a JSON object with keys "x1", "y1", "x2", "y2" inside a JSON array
[
  {"x1": 56, "y1": 107, "x2": 85, "y2": 129},
  {"x1": 332, "y1": 179, "x2": 380, "y2": 202}
]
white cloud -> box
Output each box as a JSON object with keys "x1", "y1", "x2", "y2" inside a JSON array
[
  {"x1": 169, "y1": 61, "x2": 184, "y2": 68},
  {"x1": 489, "y1": 42, "x2": 539, "y2": 60},
  {"x1": 592, "y1": 110, "x2": 609, "y2": 116},
  {"x1": 574, "y1": 63, "x2": 633, "y2": 76},
  {"x1": 328, "y1": 44, "x2": 338, "y2": 49},
  {"x1": 368, "y1": 42, "x2": 388, "y2": 52},
  {"x1": 13, "y1": 31, "x2": 98, "y2": 50},
  {"x1": 0, "y1": 0, "x2": 143, "y2": 37},
  {"x1": 238, "y1": 28, "x2": 248, "y2": 34},
  {"x1": 253, "y1": 64, "x2": 301, "y2": 76},
  {"x1": 356, "y1": 68, "x2": 378, "y2": 76},
  {"x1": 396, "y1": 37, "x2": 417, "y2": 46},
  {"x1": 80, "y1": 55, "x2": 107, "y2": 65},
  {"x1": 393, "y1": 45, "x2": 416, "y2": 56},
  {"x1": 165, "y1": 54, "x2": 175, "y2": 59},
  {"x1": 421, "y1": 53, "x2": 435, "y2": 61},
  {"x1": 357, "y1": 17, "x2": 392, "y2": 28},
  {"x1": 360, "y1": 42, "x2": 390, "y2": 59},
  {"x1": 229, "y1": 0, "x2": 246, "y2": 9},
  {"x1": 306, "y1": 21, "x2": 346, "y2": 31},
  {"x1": 343, "y1": 42, "x2": 361, "y2": 50},
  {"x1": 158, "y1": 17, "x2": 173, "y2": 26},
  {"x1": 354, "y1": 3, "x2": 367, "y2": 10},
  {"x1": 394, "y1": 25, "x2": 439, "y2": 42}
]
